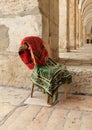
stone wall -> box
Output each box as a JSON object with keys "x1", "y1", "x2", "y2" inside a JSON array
[
  {"x1": 0, "y1": 0, "x2": 59, "y2": 88},
  {"x1": 69, "y1": 66, "x2": 92, "y2": 95},
  {"x1": 59, "y1": 66, "x2": 92, "y2": 95},
  {"x1": 0, "y1": 0, "x2": 42, "y2": 88}
]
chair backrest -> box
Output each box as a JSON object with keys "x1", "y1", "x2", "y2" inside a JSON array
[{"x1": 18, "y1": 36, "x2": 48, "y2": 70}]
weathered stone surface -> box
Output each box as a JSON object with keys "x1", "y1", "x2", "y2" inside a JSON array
[
  {"x1": 0, "y1": 87, "x2": 92, "y2": 130},
  {"x1": 0, "y1": 0, "x2": 42, "y2": 88},
  {"x1": 0, "y1": 25, "x2": 9, "y2": 51},
  {"x1": 39, "y1": 0, "x2": 59, "y2": 60},
  {"x1": 0, "y1": 0, "x2": 39, "y2": 17},
  {"x1": 59, "y1": 44, "x2": 92, "y2": 95},
  {"x1": 0, "y1": 0, "x2": 92, "y2": 96},
  {"x1": 63, "y1": 110, "x2": 82, "y2": 130},
  {"x1": 69, "y1": 66, "x2": 92, "y2": 94},
  {"x1": 0, "y1": 53, "x2": 32, "y2": 88},
  {"x1": 59, "y1": 66, "x2": 92, "y2": 95},
  {"x1": 69, "y1": 0, "x2": 75, "y2": 49},
  {"x1": 42, "y1": 15, "x2": 49, "y2": 42},
  {"x1": 0, "y1": 86, "x2": 29, "y2": 123},
  {"x1": 59, "y1": 0, "x2": 67, "y2": 49},
  {"x1": 38, "y1": 0, "x2": 50, "y2": 17},
  {"x1": 0, "y1": 15, "x2": 42, "y2": 53}
]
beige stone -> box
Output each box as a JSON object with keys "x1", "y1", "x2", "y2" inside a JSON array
[
  {"x1": 0, "y1": 87, "x2": 92, "y2": 130},
  {"x1": 59, "y1": 0, "x2": 67, "y2": 50},
  {"x1": 0, "y1": 0, "x2": 92, "y2": 95},
  {"x1": 0, "y1": 25, "x2": 9, "y2": 51},
  {"x1": 0, "y1": 0, "x2": 42, "y2": 88},
  {"x1": 0, "y1": 53, "x2": 32, "y2": 87},
  {"x1": 0, "y1": 86, "x2": 29, "y2": 123}
]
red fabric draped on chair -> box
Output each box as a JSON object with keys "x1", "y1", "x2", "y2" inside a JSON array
[{"x1": 18, "y1": 36, "x2": 48, "y2": 70}]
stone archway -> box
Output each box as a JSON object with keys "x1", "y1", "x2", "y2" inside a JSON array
[{"x1": 38, "y1": 0, "x2": 59, "y2": 60}]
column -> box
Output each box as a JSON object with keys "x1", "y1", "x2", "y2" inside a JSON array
[
  {"x1": 59, "y1": 0, "x2": 67, "y2": 51},
  {"x1": 74, "y1": 0, "x2": 77, "y2": 49},
  {"x1": 69, "y1": 0, "x2": 76, "y2": 49},
  {"x1": 83, "y1": 25, "x2": 86, "y2": 44},
  {"x1": 78, "y1": 9, "x2": 83, "y2": 47},
  {"x1": 49, "y1": 0, "x2": 59, "y2": 60},
  {"x1": 76, "y1": 0, "x2": 79, "y2": 48},
  {"x1": 38, "y1": 0, "x2": 59, "y2": 60},
  {"x1": 66, "y1": 0, "x2": 70, "y2": 52}
]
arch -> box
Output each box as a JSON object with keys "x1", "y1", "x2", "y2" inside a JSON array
[
  {"x1": 85, "y1": 18, "x2": 92, "y2": 26},
  {"x1": 79, "y1": 0, "x2": 92, "y2": 37},
  {"x1": 84, "y1": 13, "x2": 92, "y2": 25}
]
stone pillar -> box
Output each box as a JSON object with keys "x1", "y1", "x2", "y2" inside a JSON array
[
  {"x1": 69, "y1": 0, "x2": 75, "y2": 49},
  {"x1": 76, "y1": 0, "x2": 79, "y2": 48},
  {"x1": 39, "y1": 0, "x2": 59, "y2": 60},
  {"x1": 38, "y1": 0, "x2": 50, "y2": 42},
  {"x1": 49, "y1": 0, "x2": 59, "y2": 60},
  {"x1": 66, "y1": 0, "x2": 70, "y2": 52},
  {"x1": 81, "y1": 19, "x2": 84, "y2": 46},
  {"x1": 83, "y1": 25, "x2": 86, "y2": 44},
  {"x1": 59, "y1": 0, "x2": 67, "y2": 51},
  {"x1": 78, "y1": 9, "x2": 83, "y2": 47},
  {"x1": 74, "y1": 0, "x2": 77, "y2": 49},
  {"x1": 78, "y1": 9, "x2": 81, "y2": 47}
]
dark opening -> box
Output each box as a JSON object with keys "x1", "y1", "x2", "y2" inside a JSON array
[
  {"x1": 87, "y1": 39, "x2": 89, "y2": 43},
  {"x1": 91, "y1": 39, "x2": 92, "y2": 43}
]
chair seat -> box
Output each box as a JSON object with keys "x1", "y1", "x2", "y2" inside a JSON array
[{"x1": 30, "y1": 58, "x2": 72, "y2": 97}]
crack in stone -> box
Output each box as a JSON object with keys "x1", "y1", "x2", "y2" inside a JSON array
[
  {"x1": 32, "y1": 107, "x2": 43, "y2": 121},
  {"x1": 62, "y1": 109, "x2": 71, "y2": 130},
  {"x1": 0, "y1": 95, "x2": 30, "y2": 126},
  {"x1": 44, "y1": 107, "x2": 56, "y2": 127}
]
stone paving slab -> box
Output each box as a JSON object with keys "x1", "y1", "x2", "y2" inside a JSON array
[
  {"x1": 0, "y1": 86, "x2": 30, "y2": 123},
  {"x1": 58, "y1": 94, "x2": 92, "y2": 111},
  {"x1": 59, "y1": 44, "x2": 92, "y2": 66},
  {"x1": 0, "y1": 86, "x2": 92, "y2": 130},
  {"x1": 59, "y1": 44, "x2": 92, "y2": 61},
  {"x1": 24, "y1": 91, "x2": 51, "y2": 107}
]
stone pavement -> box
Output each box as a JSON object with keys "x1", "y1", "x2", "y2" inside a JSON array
[
  {"x1": 59, "y1": 44, "x2": 92, "y2": 66},
  {"x1": 0, "y1": 86, "x2": 92, "y2": 130}
]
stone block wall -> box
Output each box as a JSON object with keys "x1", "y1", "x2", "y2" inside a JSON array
[
  {"x1": 59, "y1": 66, "x2": 92, "y2": 95},
  {"x1": 0, "y1": 0, "x2": 42, "y2": 88},
  {"x1": 70, "y1": 66, "x2": 92, "y2": 95},
  {"x1": 0, "y1": 0, "x2": 59, "y2": 88}
]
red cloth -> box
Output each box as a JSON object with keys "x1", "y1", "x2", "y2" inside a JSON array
[{"x1": 18, "y1": 36, "x2": 48, "y2": 70}]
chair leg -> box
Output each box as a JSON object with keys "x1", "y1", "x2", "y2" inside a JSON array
[
  {"x1": 31, "y1": 83, "x2": 34, "y2": 97},
  {"x1": 64, "y1": 84, "x2": 67, "y2": 99},
  {"x1": 55, "y1": 89, "x2": 58, "y2": 100},
  {"x1": 47, "y1": 89, "x2": 58, "y2": 105},
  {"x1": 42, "y1": 89, "x2": 45, "y2": 94},
  {"x1": 47, "y1": 95, "x2": 53, "y2": 105}
]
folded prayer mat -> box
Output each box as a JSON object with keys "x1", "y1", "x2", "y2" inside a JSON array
[{"x1": 30, "y1": 58, "x2": 72, "y2": 96}]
